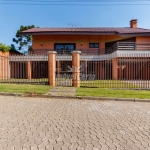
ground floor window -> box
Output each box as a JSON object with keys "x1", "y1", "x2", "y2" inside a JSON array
[{"x1": 54, "y1": 43, "x2": 76, "y2": 53}]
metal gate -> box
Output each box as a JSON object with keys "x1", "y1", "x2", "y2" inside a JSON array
[{"x1": 56, "y1": 54, "x2": 73, "y2": 86}]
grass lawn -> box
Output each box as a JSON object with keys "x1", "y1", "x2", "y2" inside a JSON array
[
  {"x1": 81, "y1": 80, "x2": 138, "y2": 88},
  {"x1": 76, "y1": 88, "x2": 150, "y2": 99},
  {"x1": 0, "y1": 83, "x2": 51, "y2": 94}
]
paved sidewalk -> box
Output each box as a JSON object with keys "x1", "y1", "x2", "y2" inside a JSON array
[
  {"x1": 0, "y1": 96, "x2": 150, "y2": 150},
  {"x1": 46, "y1": 87, "x2": 76, "y2": 97}
]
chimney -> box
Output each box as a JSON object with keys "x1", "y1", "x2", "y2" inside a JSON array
[{"x1": 130, "y1": 19, "x2": 137, "y2": 28}]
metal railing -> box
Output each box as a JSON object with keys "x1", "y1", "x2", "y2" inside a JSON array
[
  {"x1": 30, "y1": 48, "x2": 112, "y2": 55},
  {"x1": 80, "y1": 52, "x2": 150, "y2": 89},
  {"x1": 0, "y1": 54, "x2": 48, "y2": 84},
  {"x1": 112, "y1": 42, "x2": 150, "y2": 52}
]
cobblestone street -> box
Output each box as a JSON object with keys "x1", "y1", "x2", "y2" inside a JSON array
[{"x1": 0, "y1": 96, "x2": 150, "y2": 150}]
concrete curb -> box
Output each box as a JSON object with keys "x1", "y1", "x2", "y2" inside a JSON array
[{"x1": 0, "y1": 92, "x2": 150, "y2": 102}]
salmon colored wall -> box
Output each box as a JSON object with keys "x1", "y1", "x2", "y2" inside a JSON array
[
  {"x1": 136, "y1": 36, "x2": 150, "y2": 43},
  {"x1": 136, "y1": 36, "x2": 150, "y2": 50},
  {"x1": 32, "y1": 34, "x2": 125, "y2": 53}
]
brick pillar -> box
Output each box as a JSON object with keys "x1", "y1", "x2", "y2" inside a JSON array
[
  {"x1": 72, "y1": 51, "x2": 81, "y2": 87},
  {"x1": 3, "y1": 52, "x2": 9, "y2": 80},
  {"x1": 48, "y1": 51, "x2": 56, "y2": 86},
  {"x1": 0, "y1": 51, "x2": 9, "y2": 80},
  {"x1": 112, "y1": 58, "x2": 118, "y2": 80},
  {"x1": 26, "y1": 61, "x2": 32, "y2": 80}
]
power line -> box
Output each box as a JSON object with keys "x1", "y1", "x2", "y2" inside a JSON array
[
  {"x1": 0, "y1": 2, "x2": 150, "y2": 5},
  {"x1": 1, "y1": 0, "x2": 150, "y2": 1},
  {"x1": 0, "y1": 0, "x2": 150, "y2": 5}
]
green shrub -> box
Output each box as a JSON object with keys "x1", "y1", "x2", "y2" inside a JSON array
[{"x1": 0, "y1": 43, "x2": 11, "y2": 52}]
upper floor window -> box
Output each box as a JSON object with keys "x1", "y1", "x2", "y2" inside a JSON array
[
  {"x1": 89, "y1": 43, "x2": 99, "y2": 48},
  {"x1": 54, "y1": 43, "x2": 76, "y2": 54}
]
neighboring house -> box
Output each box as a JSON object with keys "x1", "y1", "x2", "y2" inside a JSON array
[
  {"x1": 20, "y1": 19, "x2": 150, "y2": 55},
  {"x1": 10, "y1": 49, "x2": 23, "y2": 55}
]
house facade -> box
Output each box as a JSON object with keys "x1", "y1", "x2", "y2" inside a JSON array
[
  {"x1": 18, "y1": 19, "x2": 150, "y2": 82},
  {"x1": 21, "y1": 19, "x2": 150, "y2": 55}
]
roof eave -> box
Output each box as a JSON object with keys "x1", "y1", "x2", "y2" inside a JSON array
[
  {"x1": 119, "y1": 33, "x2": 150, "y2": 36},
  {"x1": 19, "y1": 31, "x2": 118, "y2": 36},
  {"x1": 19, "y1": 31, "x2": 150, "y2": 36}
]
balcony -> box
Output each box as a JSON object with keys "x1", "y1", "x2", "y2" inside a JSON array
[
  {"x1": 112, "y1": 42, "x2": 150, "y2": 52},
  {"x1": 28, "y1": 42, "x2": 150, "y2": 55}
]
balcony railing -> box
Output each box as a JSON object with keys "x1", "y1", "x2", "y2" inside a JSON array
[{"x1": 113, "y1": 42, "x2": 150, "y2": 52}]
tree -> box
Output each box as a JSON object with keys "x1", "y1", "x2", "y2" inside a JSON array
[
  {"x1": 12, "y1": 25, "x2": 36, "y2": 52},
  {"x1": 0, "y1": 43, "x2": 11, "y2": 52}
]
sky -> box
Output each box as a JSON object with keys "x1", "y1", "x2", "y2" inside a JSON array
[{"x1": 1, "y1": 0, "x2": 150, "y2": 51}]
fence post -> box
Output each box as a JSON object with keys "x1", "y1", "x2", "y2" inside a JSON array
[
  {"x1": 26, "y1": 61, "x2": 32, "y2": 80},
  {"x1": 48, "y1": 51, "x2": 56, "y2": 86},
  {"x1": 112, "y1": 58, "x2": 118, "y2": 80},
  {"x1": 4, "y1": 52, "x2": 9, "y2": 80},
  {"x1": 72, "y1": 51, "x2": 81, "y2": 87},
  {"x1": 0, "y1": 51, "x2": 9, "y2": 80}
]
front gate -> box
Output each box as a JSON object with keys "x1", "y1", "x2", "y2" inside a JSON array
[{"x1": 55, "y1": 54, "x2": 73, "y2": 86}]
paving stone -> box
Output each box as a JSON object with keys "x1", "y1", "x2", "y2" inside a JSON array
[
  {"x1": 0, "y1": 96, "x2": 150, "y2": 150},
  {"x1": 45, "y1": 144, "x2": 53, "y2": 150}
]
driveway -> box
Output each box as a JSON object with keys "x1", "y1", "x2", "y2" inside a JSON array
[{"x1": 0, "y1": 96, "x2": 150, "y2": 150}]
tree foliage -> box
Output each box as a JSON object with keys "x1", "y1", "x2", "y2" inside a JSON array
[
  {"x1": 12, "y1": 25, "x2": 36, "y2": 51},
  {"x1": 0, "y1": 43, "x2": 11, "y2": 52}
]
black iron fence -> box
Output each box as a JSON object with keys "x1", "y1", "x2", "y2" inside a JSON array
[
  {"x1": 0, "y1": 54, "x2": 48, "y2": 84},
  {"x1": 80, "y1": 52, "x2": 150, "y2": 89},
  {"x1": 0, "y1": 51, "x2": 150, "y2": 89}
]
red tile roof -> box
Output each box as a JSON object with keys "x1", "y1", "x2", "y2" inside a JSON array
[{"x1": 20, "y1": 27, "x2": 150, "y2": 35}]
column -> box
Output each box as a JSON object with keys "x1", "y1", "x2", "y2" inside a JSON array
[
  {"x1": 3, "y1": 52, "x2": 9, "y2": 80},
  {"x1": 26, "y1": 61, "x2": 32, "y2": 80},
  {"x1": 112, "y1": 58, "x2": 118, "y2": 80},
  {"x1": 72, "y1": 51, "x2": 81, "y2": 87},
  {"x1": 48, "y1": 51, "x2": 56, "y2": 86},
  {"x1": 0, "y1": 51, "x2": 9, "y2": 80}
]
